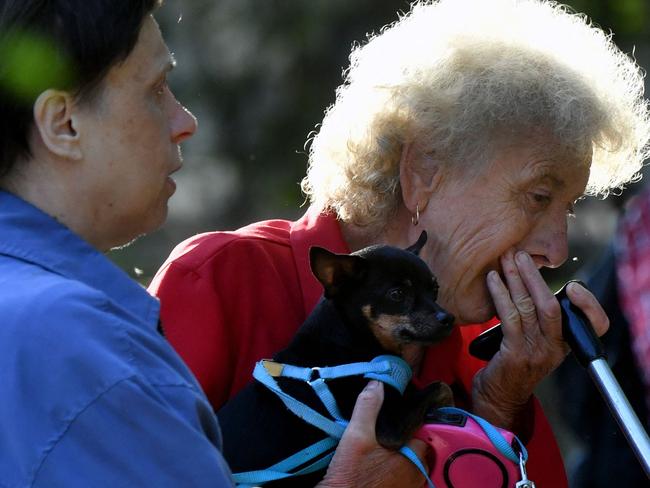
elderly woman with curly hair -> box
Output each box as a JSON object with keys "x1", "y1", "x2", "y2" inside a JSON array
[{"x1": 150, "y1": 0, "x2": 650, "y2": 486}]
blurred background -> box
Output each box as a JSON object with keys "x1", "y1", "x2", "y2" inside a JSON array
[
  {"x1": 109, "y1": 0, "x2": 650, "y2": 483},
  {"x1": 111, "y1": 0, "x2": 650, "y2": 285}
]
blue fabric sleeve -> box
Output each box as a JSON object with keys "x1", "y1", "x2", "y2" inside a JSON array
[{"x1": 32, "y1": 376, "x2": 235, "y2": 488}]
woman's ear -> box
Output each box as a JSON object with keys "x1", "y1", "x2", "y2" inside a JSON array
[
  {"x1": 32, "y1": 89, "x2": 82, "y2": 160},
  {"x1": 398, "y1": 143, "x2": 443, "y2": 214}
]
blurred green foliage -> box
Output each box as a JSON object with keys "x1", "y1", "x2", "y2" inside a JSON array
[
  {"x1": 571, "y1": 0, "x2": 648, "y2": 36},
  {"x1": 0, "y1": 31, "x2": 74, "y2": 102}
]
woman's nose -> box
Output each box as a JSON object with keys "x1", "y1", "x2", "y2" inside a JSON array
[
  {"x1": 525, "y1": 215, "x2": 569, "y2": 269},
  {"x1": 171, "y1": 101, "x2": 198, "y2": 144}
]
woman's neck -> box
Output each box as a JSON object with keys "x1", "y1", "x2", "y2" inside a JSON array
[{"x1": 339, "y1": 205, "x2": 414, "y2": 253}]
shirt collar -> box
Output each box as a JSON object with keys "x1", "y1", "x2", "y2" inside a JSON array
[
  {"x1": 0, "y1": 190, "x2": 159, "y2": 325},
  {"x1": 289, "y1": 206, "x2": 350, "y2": 317}
]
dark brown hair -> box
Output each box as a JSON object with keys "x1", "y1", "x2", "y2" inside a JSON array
[{"x1": 0, "y1": 0, "x2": 161, "y2": 177}]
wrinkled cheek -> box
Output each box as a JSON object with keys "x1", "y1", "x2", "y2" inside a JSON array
[
  {"x1": 437, "y1": 268, "x2": 494, "y2": 324},
  {"x1": 425, "y1": 235, "x2": 488, "y2": 315}
]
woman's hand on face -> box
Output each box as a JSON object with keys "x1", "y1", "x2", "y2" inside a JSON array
[
  {"x1": 317, "y1": 381, "x2": 429, "y2": 488},
  {"x1": 472, "y1": 248, "x2": 609, "y2": 432}
]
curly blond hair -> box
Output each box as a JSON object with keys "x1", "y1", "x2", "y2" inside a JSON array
[{"x1": 301, "y1": 0, "x2": 650, "y2": 228}]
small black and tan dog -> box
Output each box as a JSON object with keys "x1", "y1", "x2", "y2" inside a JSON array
[{"x1": 218, "y1": 231, "x2": 455, "y2": 486}]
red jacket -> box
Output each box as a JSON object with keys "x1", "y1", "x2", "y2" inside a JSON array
[{"x1": 149, "y1": 206, "x2": 568, "y2": 487}]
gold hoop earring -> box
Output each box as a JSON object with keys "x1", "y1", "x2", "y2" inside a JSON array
[{"x1": 411, "y1": 204, "x2": 419, "y2": 226}]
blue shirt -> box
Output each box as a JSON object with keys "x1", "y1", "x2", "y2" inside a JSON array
[{"x1": 0, "y1": 191, "x2": 234, "y2": 487}]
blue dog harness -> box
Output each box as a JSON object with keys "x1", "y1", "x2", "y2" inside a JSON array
[{"x1": 231, "y1": 355, "x2": 528, "y2": 487}]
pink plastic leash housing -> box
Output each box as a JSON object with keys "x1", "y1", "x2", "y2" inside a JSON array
[{"x1": 414, "y1": 410, "x2": 521, "y2": 488}]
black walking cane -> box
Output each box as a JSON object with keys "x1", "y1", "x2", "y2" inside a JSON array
[{"x1": 469, "y1": 280, "x2": 650, "y2": 477}]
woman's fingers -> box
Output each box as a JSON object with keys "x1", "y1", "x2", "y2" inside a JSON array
[
  {"x1": 484, "y1": 249, "x2": 568, "y2": 385},
  {"x1": 566, "y1": 281, "x2": 610, "y2": 337},
  {"x1": 501, "y1": 249, "x2": 538, "y2": 328},
  {"x1": 513, "y1": 251, "x2": 562, "y2": 341},
  {"x1": 477, "y1": 250, "x2": 608, "y2": 433},
  {"x1": 486, "y1": 269, "x2": 521, "y2": 338},
  {"x1": 344, "y1": 380, "x2": 383, "y2": 443}
]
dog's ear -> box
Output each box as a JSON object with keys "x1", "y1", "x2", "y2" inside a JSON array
[
  {"x1": 310, "y1": 247, "x2": 367, "y2": 298},
  {"x1": 405, "y1": 230, "x2": 427, "y2": 255}
]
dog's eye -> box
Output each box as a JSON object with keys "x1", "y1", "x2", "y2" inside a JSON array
[{"x1": 387, "y1": 288, "x2": 404, "y2": 302}]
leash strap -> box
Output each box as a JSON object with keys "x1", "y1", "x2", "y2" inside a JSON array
[
  {"x1": 399, "y1": 445, "x2": 437, "y2": 488},
  {"x1": 310, "y1": 377, "x2": 345, "y2": 422},
  {"x1": 254, "y1": 355, "x2": 413, "y2": 431},
  {"x1": 436, "y1": 407, "x2": 528, "y2": 464},
  {"x1": 264, "y1": 355, "x2": 412, "y2": 394},
  {"x1": 253, "y1": 361, "x2": 347, "y2": 439},
  {"x1": 233, "y1": 437, "x2": 337, "y2": 487},
  {"x1": 363, "y1": 355, "x2": 412, "y2": 394},
  {"x1": 233, "y1": 355, "x2": 413, "y2": 486}
]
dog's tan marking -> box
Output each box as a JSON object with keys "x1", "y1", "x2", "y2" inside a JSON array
[
  {"x1": 365, "y1": 307, "x2": 409, "y2": 355},
  {"x1": 363, "y1": 307, "x2": 429, "y2": 367}
]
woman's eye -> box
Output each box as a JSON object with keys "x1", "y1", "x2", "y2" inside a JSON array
[
  {"x1": 528, "y1": 192, "x2": 551, "y2": 208},
  {"x1": 387, "y1": 288, "x2": 404, "y2": 302}
]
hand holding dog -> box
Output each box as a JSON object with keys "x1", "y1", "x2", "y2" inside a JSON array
[
  {"x1": 318, "y1": 381, "x2": 429, "y2": 488},
  {"x1": 472, "y1": 248, "x2": 609, "y2": 434}
]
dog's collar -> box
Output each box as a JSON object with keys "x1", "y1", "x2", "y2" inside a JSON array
[{"x1": 259, "y1": 354, "x2": 412, "y2": 394}]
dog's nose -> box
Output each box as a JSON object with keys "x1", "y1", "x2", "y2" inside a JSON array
[{"x1": 436, "y1": 310, "x2": 455, "y2": 327}]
